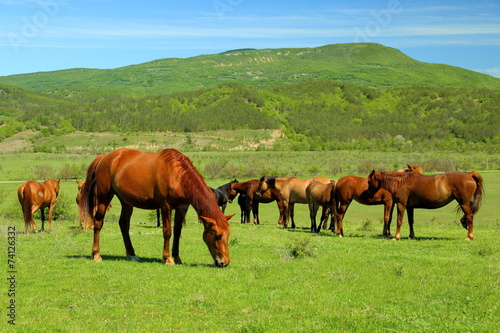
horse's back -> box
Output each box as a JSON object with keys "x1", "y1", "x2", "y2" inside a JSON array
[{"x1": 94, "y1": 148, "x2": 192, "y2": 209}]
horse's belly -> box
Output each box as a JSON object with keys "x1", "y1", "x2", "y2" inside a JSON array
[{"x1": 408, "y1": 196, "x2": 453, "y2": 209}]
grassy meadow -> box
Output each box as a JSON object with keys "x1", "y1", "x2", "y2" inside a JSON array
[{"x1": 1, "y1": 147, "x2": 499, "y2": 332}]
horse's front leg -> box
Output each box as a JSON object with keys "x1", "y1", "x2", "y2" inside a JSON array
[
  {"x1": 335, "y1": 201, "x2": 350, "y2": 237},
  {"x1": 382, "y1": 202, "x2": 394, "y2": 237},
  {"x1": 276, "y1": 200, "x2": 284, "y2": 225},
  {"x1": 308, "y1": 202, "x2": 318, "y2": 233},
  {"x1": 252, "y1": 201, "x2": 259, "y2": 225},
  {"x1": 161, "y1": 206, "x2": 175, "y2": 265},
  {"x1": 281, "y1": 201, "x2": 290, "y2": 228},
  {"x1": 394, "y1": 203, "x2": 406, "y2": 240},
  {"x1": 407, "y1": 207, "x2": 415, "y2": 239},
  {"x1": 289, "y1": 203, "x2": 296, "y2": 229},
  {"x1": 171, "y1": 206, "x2": 188, "y2": 264},
  {"x1": 118, "y1": 204, "x2": 138, "y2": 260}
]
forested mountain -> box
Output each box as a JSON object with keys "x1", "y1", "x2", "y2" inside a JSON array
[
  {"x1": 2, "y1": 80, "x2": 499, "y2": 151},
  {"x1": 1, "y1": 43, "x2": 499, "y2": 102}
]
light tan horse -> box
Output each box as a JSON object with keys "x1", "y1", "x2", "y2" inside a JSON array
[
  {"x1": 257, "y1": 176, "x2": 332, "y2": 228},
  {"x1": 306, "y1": 181, "x2": 336, "y2": 233},
  {"x1": 18, "y1": 179, "x2": 60, "y2": 233}
]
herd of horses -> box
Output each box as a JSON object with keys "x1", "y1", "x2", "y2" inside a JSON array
[{"x1": 18, "y1": 148, "x2": 484, "y2": 267}]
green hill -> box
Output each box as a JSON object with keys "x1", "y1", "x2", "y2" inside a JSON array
[
  {"x1": 5, "y1": 80, "x2": 499, "y2": 152},
  {"x1": 1, "y1": 43, "x2": 499, "y2": 101}
]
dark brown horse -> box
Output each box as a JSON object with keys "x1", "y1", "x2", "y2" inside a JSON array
[
  {"x1": 79, "y1": 148, "x2": 233, "y2": 267},
  {"x1": 258, "y1": 176, "x2": 332, "y2": 228},
  {"x1": 335, "y1": 165, "x2": 423, "y2": 237},
  {"x1": 18, "y1": 179, "x2": 60, "y2": 233},
  {"x1": 210, "y1": 180, "x2": 238, "y2": 213},
  {"x1": 230, "y1": 179, "x2": 284, "y2": 225},
  {"x1": 367, "y1": 170, "x2": 483, "y2": 240}
]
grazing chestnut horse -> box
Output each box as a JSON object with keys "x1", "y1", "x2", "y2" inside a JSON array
[
  {"x1": 230, "y1": 179, "x2": 284, "y2": 225},
  {"x1": 17, "y1": 179, "x2": 60, "y2": 233},
  {"x1": 367, "y1": 170, "x2": 483, "y2": 240},
  {"x1": 210, "y1": 180, "x2": 238, "y2": 213},
  {"x1": 79, "y1": 148, "x2": 233, "y2": 267},
  {"x1": 306, "y1": 181, "x2": 336, "y2": 233},
  {"x1": 335, "y1": 165, "x2": 423, "y2": 237},
  {"x1": 258, "y1": 176, "x2": 332, "y2": 228}
]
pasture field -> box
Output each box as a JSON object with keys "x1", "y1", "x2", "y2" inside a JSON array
[{"x1": 1, "y1": 149, "x2": 499, "y2": 332}]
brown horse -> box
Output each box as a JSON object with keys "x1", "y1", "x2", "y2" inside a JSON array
[
  {"x1": 335, "y1": 165, "x2": 423, "y2": 237},
  {"x1": 306, "y1": 181, "x2": 336, "y2": 233},
  {"x1": 17, "y1": 179, "x2": 60, "y2": 234},
  {"x1": 257, "y1": 176, "x2": 332, "y2": 228},
  {"x1": 367, "y1": 170, "x2": 483, "y2": 240},
  {"x1": 79, "y1": 148, "x2": 233, "y2": 267},
  {"x1": 230, "y1": 179, "x2": 284, "y2": 225}
]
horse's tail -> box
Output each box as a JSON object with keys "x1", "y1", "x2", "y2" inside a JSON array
[
  {"x1": 79, "y1": 155, "x2": 106, "y2": 223},
  {"x1": 21, "y1": 183, "x2": 33, "y2": 229},
  {"x1": 470, "y1": 171, "x2": 484, "y2": 214},
  {"x1": 329, "y1": 180, "x2": 338, "y2": 230}
]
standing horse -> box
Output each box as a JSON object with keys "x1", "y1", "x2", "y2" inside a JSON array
[
  {"x1": 258, "y1": 176, "x2": 332, "y2": 229},
  {"x1": 79, "y1": 148, "x2": 233, "y2": 267},
  {"x1": 210, "y1": 180, "x2": 238, "y2": 213},
  {"x1": 237, "y1": 193, "x2": 251, "y2": 223},
  {"x1": 18, "y1": 179, "x2": 60, "y2": 234},
  {"x1": 306, "y1": 181, "x2": 336, "y2": 233},
  {"x1": 367, "y1": 170, "x2": 483, "y2": 240},
  {"x1": 230, "y1": 179, "x2": 284, "y2": 225},
  {"x1": 335, "y1": 165, "x2": 423, "y2": 237}
]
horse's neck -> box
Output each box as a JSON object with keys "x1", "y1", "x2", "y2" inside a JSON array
[
  {"x1": 187, "y1": 186, "x2": 221, "y2": 217},
  {"x1": 234, "y1": 181, "x2": 252, "y2": 192}
]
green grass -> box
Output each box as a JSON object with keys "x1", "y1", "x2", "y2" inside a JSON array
[{"x1": 1, "y1": 162, "x2": 499, "y2": 332}]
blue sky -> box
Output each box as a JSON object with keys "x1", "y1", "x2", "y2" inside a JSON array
[{"x1": 1, "y1": 0, "x2": 499, "y2": 77}]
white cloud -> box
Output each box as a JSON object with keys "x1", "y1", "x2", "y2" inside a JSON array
[{"x1": 476, "y1": 68, "x2": 500, "y2": 77}]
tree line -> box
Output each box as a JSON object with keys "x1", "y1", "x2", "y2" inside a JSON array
[{"x1": 1, "y1": 80, "x2": 499, "y2": 151}]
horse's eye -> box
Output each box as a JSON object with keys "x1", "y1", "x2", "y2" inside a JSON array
[{"x1": 215, "y1": 234, "x2": 222, "y2": 240}]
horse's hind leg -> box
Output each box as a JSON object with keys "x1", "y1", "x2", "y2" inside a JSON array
[
  {"x1": 407, "y1": 207, "x2": 415, "y2": 239},
  {"x1": 92, "y1": 203, "x2": 110, "y2": 262},
  {"x1": 40, "y1": 208, "x2": 46, "y2": 232},
  {"x1": 118, "y1": 204, "x2": 138, "y2": 260},
  {"x1": 459, "y1": 203, "x2": 474, "y2": 240},
  {"x1": 47, "y1": 204, "x2": 56, "y2": 231}
]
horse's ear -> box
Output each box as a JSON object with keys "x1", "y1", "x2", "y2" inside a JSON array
[
  {"x1": 225, "y1": 214, "x2": 235, "y2": 221},
  {"x1": 369, "y1": 170, "x2": 375, "y2": 178},
  {"x1": 407, "y1": 164, "x2": 412, "y2": 169},
  {"x1": 200, "y1": 216, "x2": 216, "y2": 226}
]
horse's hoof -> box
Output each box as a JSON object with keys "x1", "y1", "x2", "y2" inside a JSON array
[
  {"x1": 93, "y1": 257, "x2": 102, "y2": 262},
  {"x1": 128, "y1": 255, "x2": 140, "y2": 261}
]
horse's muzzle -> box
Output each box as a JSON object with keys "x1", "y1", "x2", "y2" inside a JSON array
[{"x1": 214, "y1": 259, "x2": 228, "y2": 268}]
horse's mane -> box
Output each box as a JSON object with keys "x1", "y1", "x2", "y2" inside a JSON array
[
  {"x1": 159, "y1": 149, "x2": 227, "y2": 227},
  {"x1": 379, "y1": 171, "x2": 419, "y2": 193},
  {"x1": 260, "y1": 176, "x2": 279, "y2": 189}
]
